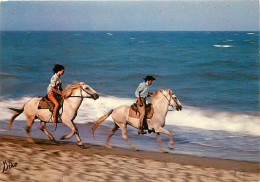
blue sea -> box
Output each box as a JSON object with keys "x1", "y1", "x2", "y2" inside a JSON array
[{"x1": 0, "y1": 31, "x2": 259, "y2": 162}]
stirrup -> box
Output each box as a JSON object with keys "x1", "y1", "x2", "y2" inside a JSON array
[
  {"x1": 57, "y1": 117, "x2": 62, "y2": 123},
  {"x1": 138, "y1": 129, "x2": 147, "y2": 135}
]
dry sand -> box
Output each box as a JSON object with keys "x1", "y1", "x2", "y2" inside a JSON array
[{"x1": 0, "y1": 135, "x2": 259, "y2": 182}]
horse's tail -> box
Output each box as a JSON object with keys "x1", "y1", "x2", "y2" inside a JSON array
[
  {"x1": 92, "y1": 109, "x2": 113, "y2": 137},
  {"x1": 8, "y1": 104, "x2": 25, "y2": 130}
]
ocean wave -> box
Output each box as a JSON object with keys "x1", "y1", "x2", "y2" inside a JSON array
[
  {"x1": 213, "y1": 45, "x2": 232, "y2": 48},
  {"x1": 2, "y1": 96, "x2": 259, "y2": 136},
  {"x1": 190, "y1": 141, "x2": 259, "y2": 152},
  {"x1": 73, "y1": 34, "x2": 83, "y2": 36},
  {"x1": 0, "y1": 72, "x2": 18, "y2": 78}
]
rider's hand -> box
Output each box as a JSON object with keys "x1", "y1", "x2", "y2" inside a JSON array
[{"x1": 137, "y1": 99, "x2": 142, "y2": 107}]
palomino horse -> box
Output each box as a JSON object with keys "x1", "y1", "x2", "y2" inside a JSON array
[
  {"x1": 92, "y1": 89, "x2": 182, "y2": 152},
  {"x1": 9, "y1": 82, "x2": 99, "y2": 146}
]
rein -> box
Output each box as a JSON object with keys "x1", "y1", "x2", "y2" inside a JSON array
[
  {"x1": 160, "y1": 91, "x2": 172, "y2": 105},
  {"x1": 68, "y1": 87, "x2": 93, "y2": 99}
]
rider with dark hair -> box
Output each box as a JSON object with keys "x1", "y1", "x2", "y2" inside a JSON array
[
  {"x1": 47, "y1": 64, "x2": 65, "y2": 125},
  {"x1": 135, "y1": 75, "x2": 155, "y2": 134}
]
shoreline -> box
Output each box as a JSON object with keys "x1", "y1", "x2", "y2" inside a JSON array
[
  {"x1": 1, "y1": 134, "x2": 259, "y2": 173},
  {"x1": 0, "y1": 134, "x2": 259, "y2": 181}
]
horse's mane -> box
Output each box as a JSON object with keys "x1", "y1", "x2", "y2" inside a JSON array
[
  {"x1": 151, "y1": 89, "x2": 164, "y2": 100},
  {"x1": 63, "y1": 81, "x2": 83, "y2": 99}
]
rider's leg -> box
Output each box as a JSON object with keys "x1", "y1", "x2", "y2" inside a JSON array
[
  {"x1": 137, "y1": 103, "x2": 146, "y2": 134},
  {"x1": 47, "y1": 93, "x2": 59, "y2": 125}
]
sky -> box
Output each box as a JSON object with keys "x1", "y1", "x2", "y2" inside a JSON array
[{"x1": 0, "y1": 0, "x2": 259, "y2": 31}]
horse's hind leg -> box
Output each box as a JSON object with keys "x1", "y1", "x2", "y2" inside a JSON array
[
  {"x1": 105, "y1": 123, "x2": 119, "y2": 148},
  {"x1": 120, "y1": 124, "x2": 136, "y2": 151},
  {"x1": 40, "y1": 122, "x2": 56, "y2": 142},
  {"x1": 25, "y1": 116, "x2": 35, "y2": 144}
]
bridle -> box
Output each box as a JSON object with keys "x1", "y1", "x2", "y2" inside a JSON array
[
  {"x1": 69, "y1": 86, "x2": 94, "y2": 99},
  {"x1": 160, "y1": 90, "x2": 178, "y2": 107}
]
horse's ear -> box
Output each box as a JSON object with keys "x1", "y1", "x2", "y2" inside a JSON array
[
  {"x1": 168, "y1": 89, "x2": 174, "y2": 95},
  {"x1": 72, "y1": 81, "x2": 79, "y2": 87}
]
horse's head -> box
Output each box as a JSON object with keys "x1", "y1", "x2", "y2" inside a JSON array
[
  {"x1": 80, "y1": 82, "x2": 99, "y2": 100},
  {"x1": 168, "y1": 89, "x2": 182, "y2": 111},
  {"x1": 63, "y1": 82, "x2": 99, "y2": 100},
  {"x1": 153, "y1": 89, "x2": 182, "y2": 111}
]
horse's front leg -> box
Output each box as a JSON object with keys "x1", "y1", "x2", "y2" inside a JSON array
[
  {"x1": 61, "y1": 120, "x2": 84, "y2": 147},
  {"x1": 155, "y1": 127, "x2": 174, "y2": 150},
  {"x1": 156, "y1": 133, "x2": 167, "y2": 153}
]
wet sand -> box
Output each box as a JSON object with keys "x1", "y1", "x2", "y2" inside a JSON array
[{"x1": 0, "y1": 134, "x2": 259, "y2": 182}]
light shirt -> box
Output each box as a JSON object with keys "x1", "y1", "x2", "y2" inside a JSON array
[
  {"x1": 47, "y1": 73, "x2": 62, "y2": 93},
  {"x1": 135, "y1": 82, "x2": 149, "y2": 98}
]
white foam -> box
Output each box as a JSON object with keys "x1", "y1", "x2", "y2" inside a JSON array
[
  {"x1": 247, "y1": 33, "x2": 255, "y2": 35},
  {"x1": 166, "y1": 107, "x2": 260, "y2": 136},
  {"x1": 2, "y1": 96, "x2": 259, "y2": 136},
  {"x1": 106, "y1": 33, "x2": 113, "y2": 36},
  {"x1": 76, "y1": 95, "x2": 132, "y2": 123},
  {"x1": 0, "y1": 97, "x2": 31, "y2": 121},
  {"x1": 213, "y1": 45, "x2": 232, "y2": 48},
  {"x1": 73, "y1": 34, "x2": 83, "y2": 36}
]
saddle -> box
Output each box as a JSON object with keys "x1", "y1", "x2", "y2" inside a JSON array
[
  {"x1": 129, "y1": 102, "x2": 154, "y2": 119},
  {"x1": 38, "y1": 95, "x2": 64, "y2": 113}
]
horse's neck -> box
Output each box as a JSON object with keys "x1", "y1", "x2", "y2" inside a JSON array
[
  {"x1": 152, "y1": 98, "x2": 169, "y2": 116},
  {"x1": 64, "y1": 89, "x2": 83, "y2": 110}
]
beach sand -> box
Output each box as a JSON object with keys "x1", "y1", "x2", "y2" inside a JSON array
[{"x1": 0, "y1": 134, "x2": 259, "y2": 182}]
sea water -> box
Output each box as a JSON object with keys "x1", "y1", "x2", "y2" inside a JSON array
[{"x1": 0, "y1": 31, "x2": 259, "y2": 162}]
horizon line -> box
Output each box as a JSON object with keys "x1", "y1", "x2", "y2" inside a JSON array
[{"x1": 0, "y1": 30, "x2": 259, "y2": 32}]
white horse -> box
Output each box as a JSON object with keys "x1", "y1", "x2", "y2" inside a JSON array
[
  {"x1": 92, "y1": 89, "x2": 182, "y2": 152},
  {"x1": 9, "y1": 82, "x2": 99, "y2": 146}
]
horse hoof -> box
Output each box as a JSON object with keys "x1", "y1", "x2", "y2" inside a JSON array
[
  {"x1": 105, "y1": 144, "x2": 113, "y2": 149},
  {"x1": 60, "y1": 136, "x2": 66, "y2": 140},
  {"x1": 160, "y1": 149, "x2": 168, "y2": 153},
  {"x1": 131, "y1": 147, "x2": 137, "y2": 151},
  {"x1": 50, "y1": 138, "x2": 56, "y2": 142},
  {"x1": 27, "y1": 138, "x2": 35, "y2": 144},
  {"x1": 78, "y1": 144, "x2": 87, "y2": 149},
  {"x1": 168, "y1": 145, "x2": 174, "y2": 149},
  {"x1": 168, "y1": 142, "x2": 174, "y2": 150}
]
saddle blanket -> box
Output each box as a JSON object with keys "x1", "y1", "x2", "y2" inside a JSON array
[{"x1": 38, "y1": 95, "x2": 63, "y2": 112}]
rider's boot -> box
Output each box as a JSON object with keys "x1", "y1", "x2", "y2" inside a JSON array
[{"x1": 138, "y1": 127, "x2": 147, "y2": 135}]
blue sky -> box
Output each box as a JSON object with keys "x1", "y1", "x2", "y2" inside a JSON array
[{"x1": 1, "y1": 0, "x2": 259, "y2": 31}]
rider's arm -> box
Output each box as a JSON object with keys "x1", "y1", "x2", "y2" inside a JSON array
[
  {"x1": 51, "y1": 87, "x2": 62, "y2": 95},
  {"x1": 135, "y1": 83, "x2": 145, "y2": 106},
  {"x1": 49, "y1": 75, "x2": 63, "y2": 95},
  {"x1": 59, "y1": 83, "x2": 63, "y2": 92}
]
